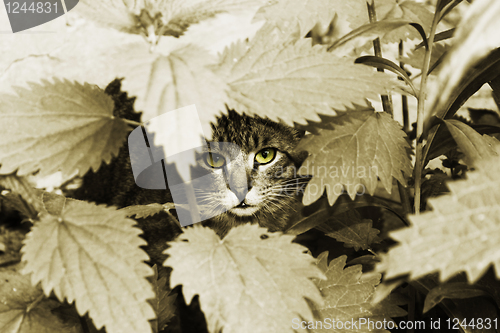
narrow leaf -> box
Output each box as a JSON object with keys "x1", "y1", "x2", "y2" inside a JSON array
[
  {"x1": 164, "y1": 224, "x2": 324, "y2": 333},
  {"x1": 22, "y1": 200, "x2": 155, "y2": 333},
  {"x1": 328, "y1": 19, "x2": 414, "y2": 56},
  {"x1": 444, "y1": 119, "x2": 499, "y2": 166},
  {"x1": 423, "y1": 282, "x2": 490, "y2": 313},
  {"x1": 149, "y1": 265, "x2": 176, "y2": 333},
  {"x1": 355, "y1": 55, "x2": 418, "y2": 97},
  {"x1": 121, "y1": 203, "x2": 168, "y2": 219}
]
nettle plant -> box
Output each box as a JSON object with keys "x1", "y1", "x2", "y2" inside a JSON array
[{"x1": 1, "y1": 0, "x2": 500, "y2": 332}]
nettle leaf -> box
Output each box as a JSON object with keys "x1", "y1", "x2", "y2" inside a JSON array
[
  {"x1": 121, "y1": 203, "x2": 178, "y2": 219},
  {"x1": 149, "y1": 265, "x2": 176, "y2": 333},
  {"x1": 78, "y1": 0, "x2": 266, "y2": 39},
  {"x1": 373, "y1": 0, "x2": 434, "y2": 43},
  {"x1": 401, "y1": 42, "x2": 449, "y2": 72},
  {"x1": 427, "y1": 0, "x2": 500, "y2": 123},
  {"x1": 0, "y1": 264, "x2": 82, "y2": 333},
  {"x1": 114, "y1": 44, "x2": 228, "y2": 178},
  {"x1": 444, "y1": 119, "x2": 499, "y2": 167},
  {"x1": 378, "y1": 156, "x2": 500, "y2": 283},
  {"x1": 319, "y1": 211, "x2": 381, "y2": 251},
  {"x1": 0, "y1": 79, "x2": 129, "y2": 179},
  {"x1": 0, "y1": 174, "x2": 43, "y2": 214},
  {"x1": 76, "y1": 0, "x2": 141, "y2": 34},
  {"x1": 254, "y1": 0, "x2": 366, "y2": 37},
  {"x1": 21, "y1": 200, "x2": 155, "y2": 333},
  {"x1": 217, "y1": 27, "x2": 406, "y2": 127},
  {"x1": 310, "y1": 253, "x2": 406, "y2": 333},
  {"x1": 298, "y1": 111, "x2": 411, "y2": 206},
  {"x1": 164, "y1": 224, "x2": 324, "y2": 333},
  {"x1": 122, "y1": 203, "x2": 166, "y2": 219}
]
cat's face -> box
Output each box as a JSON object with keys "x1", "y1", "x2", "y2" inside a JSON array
[{"x1": 189, "y1": 111, "x2": 308, "y2": 235}]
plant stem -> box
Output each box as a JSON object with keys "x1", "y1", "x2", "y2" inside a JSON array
[
  {"x1": 367, "y1": 0, "x2": 393, "y2": 116},
  {"x1": 367, "y1": 0, "x2": 411, "y2": 216},
  {"x1": 414, "y1": 6, "x2": 440, "y2": 216},
  {"x1": 399, "y1": 41, "x2": 410, "y2": 134},
  {"x1": 122, "y1": 118, "x2": 142, "y2": 127}
]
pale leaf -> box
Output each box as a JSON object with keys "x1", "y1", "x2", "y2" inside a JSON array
[
  {"x1": 77, "y1": 0, "x2": 266, "y2": 38},
  {"x1": 0, "y1": 79, "x2": 129, "y2": 178},
  {"x1": 298, "y1": 111, "x2": 411, "y2": 205},
  {"x1": 373, "y1": 0, "x2": 434, "y2": 43},
  {"x1": 121, "y1": 203, "x2": 166, "y2": 219},
  {"x1": 218, "y1": 27, "x2": 407, "y2": 127},
  {"x1": 254, "y1": 0, "x2": 366, "y2": 37},
  {"x1": 21, "y1": 200, "x2": 155, "y2": 333},
  {"x1": 427, "y1": 0, "x2": 500, "y2": 123},
  {"x1": 377, "y1": 156, "x2": 500, "y2": 283},
  {"x1": 164, "y1": 224, "x2": 324, "y2": 333},
  {"x1": 112, "y1": 44, "x2": 228, "y2": 179}
]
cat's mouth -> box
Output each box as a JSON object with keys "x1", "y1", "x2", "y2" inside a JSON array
[{"x1": 228, "y1": 202, "x2": 259, "y2": 217}]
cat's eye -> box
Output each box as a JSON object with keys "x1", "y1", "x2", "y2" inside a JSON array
[
  {"x1": 255, "y1": 148, "x2": 276, "y2": 165},
  {"x1": 204, "y1": 153, "x2": 226, "y2": 168}
]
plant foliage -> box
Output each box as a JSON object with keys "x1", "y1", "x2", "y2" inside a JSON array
[{"x1": 1, "y1": 0, "x2": 500, "y2": 332}]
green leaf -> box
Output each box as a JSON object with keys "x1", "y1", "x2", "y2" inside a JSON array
[
  {"x1": 39, "y1": 191, "x2": 67, "y2": 216},
  {"x1": 298, "y1": 111, "x2": 411, "y2": 206},
  {"x1": 0, "y1": 264, "x2": 82, "y2": 333},
  {"x1": 21, "y1": 200, "x2": 155, "y2": 333},
  {"x1": 328, "y1": 19, "x2": 414, "y2": 56},
  {"x1": 114, "y1": 44, "x2": 228, "y2": 179},
  {"x1": 310, "y1": 253, "x2": 406, "y2": 333},
  {"x1": 423, "y1": 282, "x2": 490, "y2": 313},
  {"x1": 77, "y1": 0, "x2": 266, "y2": 39},
  {"x1": 149, "y1": 265, "x2": 176, "y2": 333},
  {"x1": 121, "y1": 203, "x2": 172, "y2": 219},
  {"x1": 320, "y1": 211, "x2": 381, "y2": 251},
  {"x1": 401, "y1": 42, "x2": 449, "y2": 72},
  {"x1": 443, "y1": 119, "x2": 499, "y2": 167},
  {"x1": 372, "y1": 0, "x2": 434, "y2": 43},
  {"x1": 426, "y1": 0, "x2": 500, "y2": 125},
  {"x1": 218, "y1": 27, "x2": 407, "y2": 127},
  {"x1": 76, "y1": 0, "x2": 140, "y2": 34},
  {"x1": 0, "y1": 174, "x2": 43, "y2": 216},
  {"x1": 254, "y1": 0, "x2": 366, "y2": 37},
  {"x1": 0, "y1": 79, "x2": 129, "y2": 179},
  {"x1": 164, "y1": 224, "x2": 324, "y2": 333},
  {"x1": 355, "y1": 55, "x2": 418, "y2": 97},
  {"x1": 378, "y1": 156, "x2": 500, "y2": 283}
]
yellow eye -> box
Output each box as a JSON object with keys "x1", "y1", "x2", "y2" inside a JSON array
[
  {"x1": 255, "y1": 148, "x2": 276, "y2": 165},
  {"x1": 205, "y1": 153, "x2": 225, "y2": 168}
]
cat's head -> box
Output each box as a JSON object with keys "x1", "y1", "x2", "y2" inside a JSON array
[{"x1": 189, "y1": 111, "x2": 308, "y2": 235}]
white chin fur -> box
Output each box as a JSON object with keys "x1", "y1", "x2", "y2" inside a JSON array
[{"x1": 229, "y1": 206, "x2": 259, "y2": 216}]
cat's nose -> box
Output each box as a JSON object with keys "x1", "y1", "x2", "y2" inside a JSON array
[{"x1": 233, "y1": 187, "x2": 247, "y2": 203}]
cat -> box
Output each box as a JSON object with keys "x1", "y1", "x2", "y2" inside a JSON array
[
  {"x1": 71, "y1": 79, "x2": 309, "y2": 333},
  {"x1": 73, "y1": 79, "x2": 309, "y2": 262}
]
